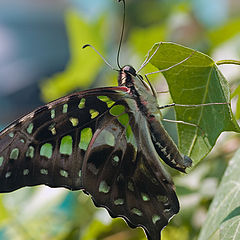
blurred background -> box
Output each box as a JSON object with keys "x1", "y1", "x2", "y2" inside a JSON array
[{"x1": 0, "y1": 0, "x2": 240, "y2": 239}]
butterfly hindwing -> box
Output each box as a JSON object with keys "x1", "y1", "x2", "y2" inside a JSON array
[{"x1": 82, "y1": 99, "x2": 179, "y2": 240}]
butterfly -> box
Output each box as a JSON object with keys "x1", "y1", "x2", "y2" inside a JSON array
[{"x1": 0, "y1": 62, "x2": 192, "y2": 239}]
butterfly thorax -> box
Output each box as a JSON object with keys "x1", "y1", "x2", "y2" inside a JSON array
[{"x1": 118, "y1": 65, "x2": 160, "y2": 118}]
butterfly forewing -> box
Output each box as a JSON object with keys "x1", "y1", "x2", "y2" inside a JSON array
[{"x1": 0, "y1": 88, "x2": 127, "y2": 192}]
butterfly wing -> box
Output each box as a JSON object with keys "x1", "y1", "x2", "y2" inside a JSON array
[
  {"x1": 82, "y1": 98, "x2": 179, "y2": 240},
  {"x1": 0, "y1": 87, "x2": 128, "y2": 192},
  {"x1": 0, "y1": 86, "x2": 179, "y2": 240}
]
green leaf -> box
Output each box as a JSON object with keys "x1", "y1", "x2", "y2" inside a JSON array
[
  {"x1": 149, "y1": 42, "x2": 239, "y2": 165},
  {"x1": 198, "y1": 149, "x2": 240, "y2": 240}
]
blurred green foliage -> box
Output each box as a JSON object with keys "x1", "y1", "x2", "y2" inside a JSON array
[
  {"x1": 40, "y1": 9, "x2": 105, "y2": 102},
  {"x1": 1, "y1": 0, "x2": 240, "y2": 240}
]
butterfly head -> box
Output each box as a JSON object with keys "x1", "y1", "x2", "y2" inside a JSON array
[
  {"x1": 118, "y1": 65, "x2": 137, "y2": 86},
  {"x1": 122, "y1": 65, "x2": 137, "y2": 76},
  {"x1": 118, "y1": 65, "x2": 151, "y2": 91}
]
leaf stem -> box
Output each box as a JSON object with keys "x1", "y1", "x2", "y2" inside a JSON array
[{"x1": 216, "y1": 60, "x2": 240, "y2": 66}]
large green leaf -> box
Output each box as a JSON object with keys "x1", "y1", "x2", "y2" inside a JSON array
[
  {"x1": 149, "y1": 42, "x2": 239, "y2": 165},
  {"x1": 198, "y1": 149, "x2": 240, "y2": 240}
]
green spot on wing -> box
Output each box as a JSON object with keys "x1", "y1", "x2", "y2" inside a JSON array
[
  {"x1": 97, "y1": 129, "x2": 115, "y2": 147},
  {"x1": 131, "y1": 208, "x2": 143, "y2": 216},
  {"x1": 26, "y1": 146, "x2": 35, "y2": 158},
  {"x1": 117, "y1": 113, "x2": 129, "y2": 126},
  {"x1": 48, "y1": 123, "x2": 56, "y2": 135},
  {"x1": 152, "y1": 215, "x2": 161, "y2": 224},
  {"x1": 69, "y1": 117, "x2": 79, "y2": 127},
  {"x1": 51, "y1": 109, "x2": 55, "y2": 119},
  {"x1": 60, "y1": 169, "x2": 68, "y2": 178},
  {"x1": 10, "y1": 148, "x2": 19, "y2": 160},
  {"x1": 157, "y1": 195, "x2": 168, "y2": 203},
  {"x1": 8, "y1": 132, "x2": 14, "y2": 138},
  {"x1": 90, "y1": 109, "x2": 99, "y2": 119},
  {"x1": 0, "y1": 156, "x2": 4, "y2": 167},
  {"x1": 114, "y1": 198, "x2": 124, "y2": 205},
  {"x1": 97, "y1": 96, "x2": 115, "y2": 108},
  {"x1": 23, "y1": 169, "x2": 29, "y2": 176},
  {"x1": 27, "y1": 123, "x2": 34, "y2": 134},
  {"x1": 110, "y1": 105, "x2": 125, "y2": 116},
  {"x1": 126, "y1": 125, "x2": 134, "y2": 140},
  {"x1": 99, "y1": 181, "x2": 110, "y2": 193},
  {"x1": 112, "y1": 155, "x2": 120, "y2": 166},
  {"x1": 105, "y1": 131, "x2": 115, "y2": 146},
  {"x1": 62, "y1": 104, "x2": 68, "y2": 113},
  {"x1": 40, "y1": 143, "x2": 53, "y2": 159},
  {"x1": 40, "y1": 169, "x2": 48, "y2": 175},
  {"x1": 128, "y1": 181, "x2": 134, "y2": 192},
  {"x1": 60, "y1": 135, "x2": 73, "y2": 155},
  {"x1": 79, "y1": 128, "x2": 92, "y2": 151},
  {"x1": 78, "y1": 98, "x2": 85, "y2": 109},
  {"x1": 5, "y1": 172, "x2": 11, "y2": 178},
  {"x1": 117, "y1": 113, "x2": 134, "y2": 141},
  {"x1": 141, "y1": 193, "x2": 150, "y2": 201}
]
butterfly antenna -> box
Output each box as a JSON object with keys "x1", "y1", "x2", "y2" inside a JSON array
[
  {"x1": 116, "y1": 0, "x2": 126, "y2": 69},
  {"x1": 82, "y1": 44, "x2": 116, "y2": 71},
  {"x1": 137, "y1": 42, "x2": 162, "y2": 73}
]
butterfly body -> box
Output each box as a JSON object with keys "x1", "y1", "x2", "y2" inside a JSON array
[
  {"x1": 0, "y1": 65, "x2": 192, "y2": 240},
  {"x1": 119, "y1": 65, "x2": 192, "y2": 172}
]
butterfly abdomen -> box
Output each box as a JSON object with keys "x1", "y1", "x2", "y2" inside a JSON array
[{"x1": 149, "y1": 119, "x2": 192, "y2": 172}]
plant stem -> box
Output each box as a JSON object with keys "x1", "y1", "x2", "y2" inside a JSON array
[{"x1": 216, "y1": 60, "x2": 240, "y2": 66}]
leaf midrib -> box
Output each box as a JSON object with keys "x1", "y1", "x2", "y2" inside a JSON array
[{"x1": 187, "y1": 65, "x2": 213, "y2": 157}]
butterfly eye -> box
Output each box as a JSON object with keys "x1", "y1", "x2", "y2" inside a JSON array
[{"x1": 123, "y1": 65, "x2": 136, "y2": 76}]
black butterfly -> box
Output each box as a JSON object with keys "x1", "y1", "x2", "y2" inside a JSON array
[{"x1": 0, "y1": 63, "x2": 192, "y2": 239}]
